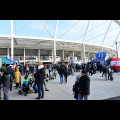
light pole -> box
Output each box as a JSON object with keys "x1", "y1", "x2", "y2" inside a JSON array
[
  {"x1": 116, "y1": 41, "x2": 120, "y2": 58},
  {"x1": 11, "y1": 20, "x2": 14, "y2": 61}
]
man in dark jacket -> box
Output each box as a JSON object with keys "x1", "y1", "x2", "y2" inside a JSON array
[
  {"x1": 78, "y1": 70, "x2": 90, "y2": 100},
  {"x1": 73, "y1": 75, "x2": 80, "y2": 100},
  {"x1": 35, "y1": 65, "x2": 45, "y2": 100},
  {"x1": 64, "y1": 66, "x2": 68, "y2": 83},
  {"x1": 6, "y1": 65, "x2": 15, "y2": 91},
  {"x1": 2, "y1": 70, "x2": 11, "y2": 100},
  {"x1": 58, "y1": 65, "x2": 65, "y2": 84}
]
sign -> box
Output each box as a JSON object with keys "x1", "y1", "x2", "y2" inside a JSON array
[{"x1": 25, "y1": 57, "x2": 36, "y2": 60}]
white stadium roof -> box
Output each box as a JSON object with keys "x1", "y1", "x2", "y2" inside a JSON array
[{"x1": 0, "y1": 20, "x2": 120, "y2": 58}]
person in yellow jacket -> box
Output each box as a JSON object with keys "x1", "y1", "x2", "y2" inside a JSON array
[{"x1": 15, "y1": 68, "x2": 21, "y2": 89}]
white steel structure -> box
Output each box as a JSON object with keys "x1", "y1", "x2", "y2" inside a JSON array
[{"x1": 0, "y1": 20, "x2": 119, "y2": 64}]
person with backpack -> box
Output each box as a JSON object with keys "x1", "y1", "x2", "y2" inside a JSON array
[
  {"x1": 78, "y1": 70, "x2": 90, "y2": 100},
  {"x1": 58, "y1": 65, "x2": 65, "y2": 84},
  {"x1": 22, "y1": 76, "x2": 30, "y2": 96}
]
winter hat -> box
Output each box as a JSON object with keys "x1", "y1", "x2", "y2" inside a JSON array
[
  {"x1": 81, "y1": 70, "x2": 87, "y2": 75},
  {"x1": 39, "y1": 62, "x2": 43, "y2": 66},
  {"x1": 38, "y1": 65, "x2": 44, "y2": 70},
  {"x1": 24, "y1": 76, "x2": 28, "y2": 79}
]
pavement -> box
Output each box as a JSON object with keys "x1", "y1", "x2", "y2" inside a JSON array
[{"x1": 1, "y1": 70, "x2": 120, "y2": 100}]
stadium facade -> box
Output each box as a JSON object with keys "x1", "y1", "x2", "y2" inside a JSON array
[{"x1": 0, "y1": 20, "x2": 119, "y2": 65}]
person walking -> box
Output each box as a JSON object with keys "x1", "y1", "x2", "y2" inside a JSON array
[
  {"x1": 64, "y1": 66, "x2": 68, "y2": 83},
  {"x1": 104, "y1": 66, "x2": 108, "y2": 81},
  {"x1": 6, "y1": 65, "x2": 15, "y2": 91},
  {"x1": 99, "y1": 63, "x2": 102, "y2": 73},
  {"x1": 73, "y1": 75, "x2": 81, "y2": 100},
  {"x1": 35, "y1": 64, "x2": 45, "y2": 100},
  {"x1": 48, "y1": 64, "x2": 52, "y2": 80},
  {"x1": 26, "y1": 65, "x2": 29, "y2": 76},
  {"x1": 2, "y1": 70, "x2": 11, "y2": 100},
  {"x1": 114, "y1": 63, "x2": 117, "y2": 73},
  {"x1": 89, "y1": 64, "x2": 93, "y2": 76},
  {"x1": 53, "y1": 69, "x2": 57, "y2": 79},
  {"x1": 78, "y1": 70, "x2": 90, "y2": 100},
  {"x1": 107, "y1": 67, "x2": 111, "y2": 80},
  {"x1": 15, "y1": 68, "x2": 21, "y2": 89},
  {"x1": 58, "y1": 65, "x2": 65, "y2": 84},
  {"x1": 110, "y1": 68, "x2": 114, "y2": 81},
  {"x1": 0, "y1": 69, "x2": 4, "y2": 100}
]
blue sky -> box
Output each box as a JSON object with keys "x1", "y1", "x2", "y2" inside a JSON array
[{"x1": 0, "y1": 20, "x2": 120, "y2": 56}]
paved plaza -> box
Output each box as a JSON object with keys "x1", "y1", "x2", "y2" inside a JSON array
[{"x1": 1, "y1": 70, "x2": 120, "y2": 100}]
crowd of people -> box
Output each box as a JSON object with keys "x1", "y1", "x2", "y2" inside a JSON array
[
  {"x1": 72, "y1": 62, "x2": 117, "y2": 100},
  {"x1": 0, "y1": 60, "x2": 117, "y2": 100}
]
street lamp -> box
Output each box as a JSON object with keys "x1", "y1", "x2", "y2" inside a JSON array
[{"x1": 116, "y1": 41, "x2": 120, "y2": 58}]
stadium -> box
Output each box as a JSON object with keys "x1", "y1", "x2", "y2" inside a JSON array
[
  {"x1": 1, "y1": 20, "x2": 120, "y2": 100},
  {"x1": 0, "y1": 20, "x2": 120, "y2": 65}
]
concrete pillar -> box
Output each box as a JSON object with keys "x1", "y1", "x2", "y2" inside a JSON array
[
  {"x1": 52, "y1": 48, "x2": 53, "y2": 63},
  {"x1": 73, "y1": 50, "x2": 74, "y2": 60},
  {"x1": 53, "y1": 20, "x2": 59, "y2": 64},
  {"x1": 81, "y1": 44, "x2": 86, "y2": 63},
  {"x1": 24, "y1": 48, "x2": 25, "y2": 66},
  {"x1": 11, "y1": 20, "x2": 14, "y2": 60},
  {"x1": 88, "y1": 52, "x2": 89, "y2": 61},
  {"x1": 7, "y1": 48, "x2": 10, "y2": 59},
  {"x1": 38, "y1": 48, "x2": 40, "y2": 63},
  {"x1": 53, "y1": 41, "x2": 56, "y2": 64},
  {"x1": 63, "y1": 50, "x2": 64, "y2": 60},
  {"x1": 94, "y1": 53, "x2": 96, "y2": 59}
]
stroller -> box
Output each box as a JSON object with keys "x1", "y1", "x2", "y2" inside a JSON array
[
  {"x1": 49, "y1": 71, "x2": 54, "y2": 80},
  {"x1": 18, "y1": 78, "x2": 34, "y2": 96}
]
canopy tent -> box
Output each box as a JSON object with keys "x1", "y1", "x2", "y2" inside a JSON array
[
  {"x1": 2, "y1": 57, "x2": 13, "y2": 65},
  {"x1": 6, "y1": 57, "x2": 16, "y2": 64}
]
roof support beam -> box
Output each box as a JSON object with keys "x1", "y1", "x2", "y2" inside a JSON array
[
  {"x1": 113, "y1": 20, "x2": 120, "y2": 26},
  {"x1": 112, "y1": 30, "x2": 120, "y2": 47},
  {"x1": 83, "y1": 20, "x2": 90, "y2": 42},
  {"x1": 101, "y1": 20, "x2": 112, "y2": 45},
  {"x1": 53, "y1": 20, "x2": 59, "y2": 64},
  {"x1": 11, "y1": 20, "x2": 14, "y2": 60}
]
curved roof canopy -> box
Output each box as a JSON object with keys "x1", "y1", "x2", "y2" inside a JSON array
[{"x1": 0, "y1": 20, "x2": 120, "y2": 52}]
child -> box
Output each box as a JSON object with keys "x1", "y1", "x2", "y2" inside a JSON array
[
  {"x1": 22, "y1": 76, "x2": 30, "y2": 96},
  {"x1": 73, "y1": 75, "x2": 81, "y2": 100},
  {"x1": 53, "y1": 69, "x2": 57, "y2": 79},
  {"x1": 110, "y1": 68, "x2": 114, "y2": 81}
]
